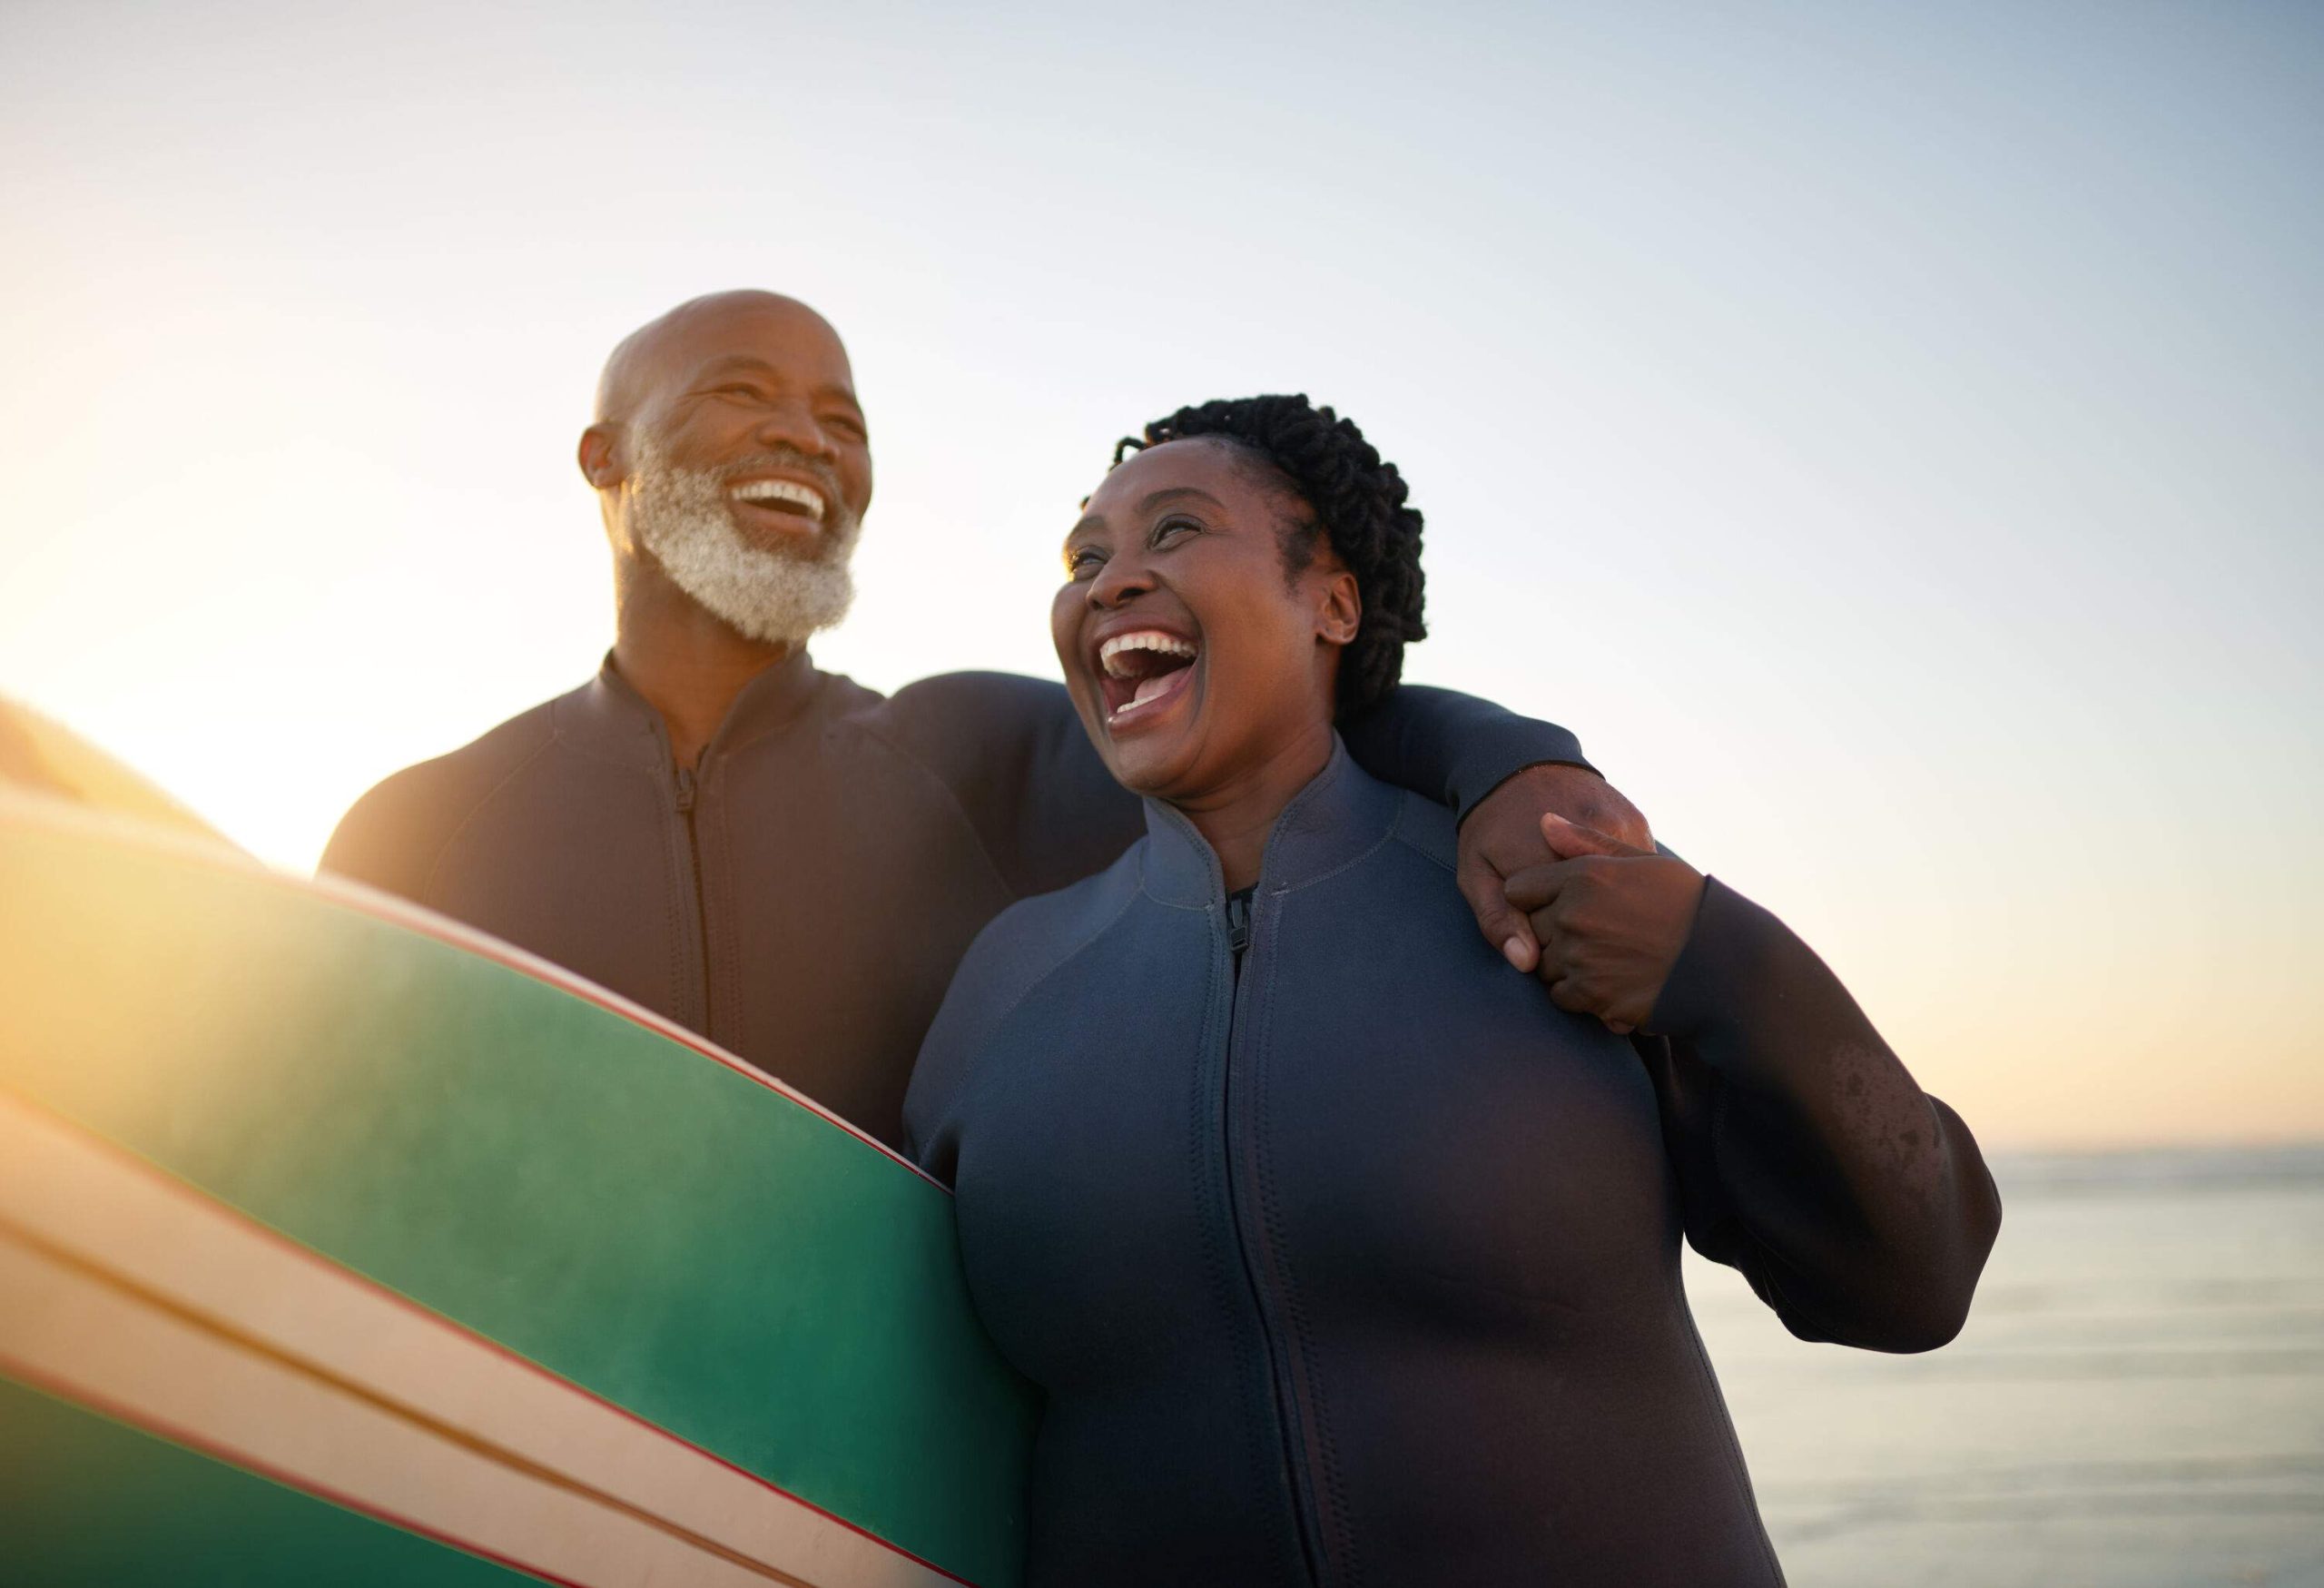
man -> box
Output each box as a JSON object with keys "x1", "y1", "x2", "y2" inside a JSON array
[{"x1": 322, "y1": 291, "x2": 1646, "y2": 1148}]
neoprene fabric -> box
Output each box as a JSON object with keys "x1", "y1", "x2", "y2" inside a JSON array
[
  {"x1": 320, "y1": 652, "x2": 1591, "y2": 1149},
  {"x1": 909, "y1": 745, "x2": 2003, "y2": 1588}
]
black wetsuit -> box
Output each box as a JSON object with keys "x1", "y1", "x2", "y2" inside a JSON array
[
  {"x1": 907, "y1": 744, "x2": 2001, "y2": 1586},
  {"x1": 320, "y1": 652, "x2": 1590, "y2": 1147}
]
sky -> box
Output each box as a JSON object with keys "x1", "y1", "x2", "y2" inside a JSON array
[{"x1": 2, "y1": 0, "x2": 2317, "y2": 1150}]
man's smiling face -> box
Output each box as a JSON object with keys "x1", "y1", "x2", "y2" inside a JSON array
[
  {"x1": 623, "y1": 294, "x2": 873, "y2": 547},
  {"x1": 591, "y1": 292, "x2": 876, "y2": 645}
]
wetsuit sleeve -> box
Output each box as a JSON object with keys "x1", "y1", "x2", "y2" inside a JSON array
[
  {"x1": 318, "y1": 767, "x2": 448, "y2": 902},
  {"x1": 902, "y1": 926, "x2": 1011, "y2": 1185},
  {"x1": 1339, "y1": 686, "x2": 1596, "y2": 822},
  {"x1": 1640, "y1": 877, "x2": 2003, "y2": 1353},
  {"x1": 877, "y1": 672, "x2": 1145, "y2": 899},
  {"x1": 901, "y1": 963, "x2": 976, "y2": 1183}
]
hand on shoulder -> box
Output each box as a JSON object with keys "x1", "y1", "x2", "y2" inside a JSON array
[
  {"x1": 1452, "y1": 764, "x2": 1655, "y2": 979},
  {"x1": 1503, "y1": 812, "x2": 1705, "y2": 1034}
]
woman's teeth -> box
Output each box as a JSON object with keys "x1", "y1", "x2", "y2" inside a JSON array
[
  {"x1": 729, "y1": 478, "x2": 827, "y2": 521},
  {"x1": 1099, "y1": 630, "x2": 1198, "y2": 724},
  {"x1": 1099, "y1": 630, "x2": 1196, "y2": 675}
]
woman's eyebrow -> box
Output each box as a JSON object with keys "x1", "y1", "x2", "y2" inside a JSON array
[
  {"x1": 1137, "y1": 487, "x2": 1224, "y2": 514},
  {"x1": 1068, "y1": 484, "x2": 1223, "y2": 545}
]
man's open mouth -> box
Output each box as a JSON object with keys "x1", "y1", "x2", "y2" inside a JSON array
[
  {"x1": 729, "y1": 478, "x2": 828, "y2": 527},
  {"x1": 1098, "y1": 630, "x2": 1198, "y2": 725}
]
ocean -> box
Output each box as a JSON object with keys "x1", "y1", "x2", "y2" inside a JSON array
[{"x1": 1688, "y1": 1144, "x2": 2324, "y2": 1586}]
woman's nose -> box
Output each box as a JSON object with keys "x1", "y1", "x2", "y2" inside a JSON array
[{"x1": 1088, "y1": 553, "x2": 1153, "y2": 609}]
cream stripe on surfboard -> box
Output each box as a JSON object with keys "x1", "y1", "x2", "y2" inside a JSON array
[
  {"x1": 0, "y1": 1093, "x2": 961, "y2": 1588},
  {"x1": 0, "y1": 1236, "x2": 793, "y2": 1588}
]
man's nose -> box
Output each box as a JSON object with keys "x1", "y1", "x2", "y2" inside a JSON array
[{"x1": 750, "y1": 397, "x2": 840, "y2": 460}]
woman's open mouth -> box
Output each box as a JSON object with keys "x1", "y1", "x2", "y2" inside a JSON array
[{"x1": 1097, "y1": 629, "x2": 1199, "y2": 729}]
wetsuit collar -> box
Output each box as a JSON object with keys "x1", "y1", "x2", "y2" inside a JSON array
[
  {"x1": 570, "y1": 646, "x2": 823, "y2": 764},
  {"x1": 1138, "y1": 737, "x2": 1402, "y2": 907}
]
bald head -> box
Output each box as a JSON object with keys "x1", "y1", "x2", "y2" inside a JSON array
[
  {"x1": 595, "y1": 290, "x2": 852, "y2": 427},
  {"x1": 579, "y1": 287, "x2": 871, "y2": 521}
]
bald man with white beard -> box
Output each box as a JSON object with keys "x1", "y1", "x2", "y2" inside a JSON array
[{"x1": 323, "y1": 291, "x2": 1649, "y2": 1148}]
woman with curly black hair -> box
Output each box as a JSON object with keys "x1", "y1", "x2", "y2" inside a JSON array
[{"x1": 906, "y1": 395, "x2": 2000, "y2": 1586}]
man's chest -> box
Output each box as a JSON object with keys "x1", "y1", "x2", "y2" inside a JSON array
[{"x1": 422, "y1": 744, "x2": 1020, "y2": 1139}]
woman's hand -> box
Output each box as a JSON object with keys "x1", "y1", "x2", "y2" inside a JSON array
[{"x1": 1503, "y1": 814, "x2": 1706, "y2": 1034}]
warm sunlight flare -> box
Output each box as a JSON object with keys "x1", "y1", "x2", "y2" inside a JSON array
[{"x1": 0, "y1": 15, "x2": 2313, "y2": 1150}]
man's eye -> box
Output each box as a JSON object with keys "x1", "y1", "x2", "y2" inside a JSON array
[
  {"x1": 714, "y1": 385, "x2": 764, "y2": 401},
  {"x1": 822, "y1": 412, "x2": 867, "y2": 440}
]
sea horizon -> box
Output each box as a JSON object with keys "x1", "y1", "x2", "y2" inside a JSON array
[{"x1": 1689, "y1": 1139, "x2": 2324, "y2": 1586}]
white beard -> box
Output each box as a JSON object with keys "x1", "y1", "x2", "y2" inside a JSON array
[{"x1": 625, "y1": 442, "x2": 862, "y2": 646}]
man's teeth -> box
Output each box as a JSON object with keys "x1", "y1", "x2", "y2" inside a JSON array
[
  {"x1": 730, "y1": 478, "x2": 827, "y2": 521},
  {"x1": 1098, "y1": 630, "x2": 1198, "y2": 678}
]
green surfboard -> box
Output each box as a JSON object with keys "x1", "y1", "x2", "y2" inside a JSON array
[{"x1": 0, "y1": 784, "x2": 1036, "y2": 1586}]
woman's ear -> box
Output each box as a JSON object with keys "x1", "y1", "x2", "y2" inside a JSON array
[{"x1": 1316, "y1": 568, "x2": 1361, "y2": 646}]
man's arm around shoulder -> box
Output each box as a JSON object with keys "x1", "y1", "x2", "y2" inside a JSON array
[
  {"x1": 872, "y1": 671, "x2": 1142, "y2": 899},
  {"x1": 1341, "y1": 683, "x2": 1651, "y2": 973}
]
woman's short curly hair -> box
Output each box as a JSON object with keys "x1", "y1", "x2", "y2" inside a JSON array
[{"x1": 1113, "y1": 394, "x2": 1425, "y2": 717}]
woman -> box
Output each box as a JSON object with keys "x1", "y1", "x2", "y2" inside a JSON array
[{"x1": 906, "y1": 396, "x2": 2001, "y2": 1587}]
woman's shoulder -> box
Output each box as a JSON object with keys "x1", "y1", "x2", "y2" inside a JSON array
[
  {"x1": 1383, "y1": 784, "x2": 1459, "y2": 873},
  {"x1": 905, "y1": 842, "x2": 1148, "y2": 1164},
  {"x1": 922, "y1": 844, "x2": 1147, "y2": 1051}
]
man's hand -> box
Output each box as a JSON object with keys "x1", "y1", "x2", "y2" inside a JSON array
[
  {"x1": 1503, "y1": 813, "x2": 1705, "y2": 1033},
  {"x1": 1456, "y1": 764, "x2": 1653, "y2": 975}
]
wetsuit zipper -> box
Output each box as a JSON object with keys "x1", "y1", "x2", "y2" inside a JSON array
[
  {"x1": 1219, "y1": 886, "x2": 1326, "y2": 1586},
  {"x1": 673, "y1": 764, "x2": 713, "y2": 1035},
  {"x1": 1227, "y1": 889, "x2": 1254, "y2": 963}
]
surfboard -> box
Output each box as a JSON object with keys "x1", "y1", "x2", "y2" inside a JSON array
[
  {"x1": 0, "y1": 789, "x2": 1037, "y2": 1586},
  {"x1": 0, "y1": 696, "x2": 230, "y2": 843}
]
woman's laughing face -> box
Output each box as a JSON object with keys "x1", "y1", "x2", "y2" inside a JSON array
[{"x1": 1053, "y1": 438, "x2": 1358, "y2": 803}]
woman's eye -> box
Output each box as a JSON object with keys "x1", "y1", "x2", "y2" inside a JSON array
[
  {"x1": 1066, "y1": 547, "x2": 1104, "y2": 579},
  {"x1": 1150, "y1": 517, "x2": 1198, "y2": 547}
]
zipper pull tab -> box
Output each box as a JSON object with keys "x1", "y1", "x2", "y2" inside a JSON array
[
  {"x1": 674, "y1": 765, "x2": 697, "y2": 814},
  {"x1": 1226, "y1": 892, "x2": 1252, "y2": 959}
]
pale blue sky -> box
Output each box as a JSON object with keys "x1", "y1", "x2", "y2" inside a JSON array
[{"x1": 3, "y1": 0, "x2": 2317, "y2": 1145}]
